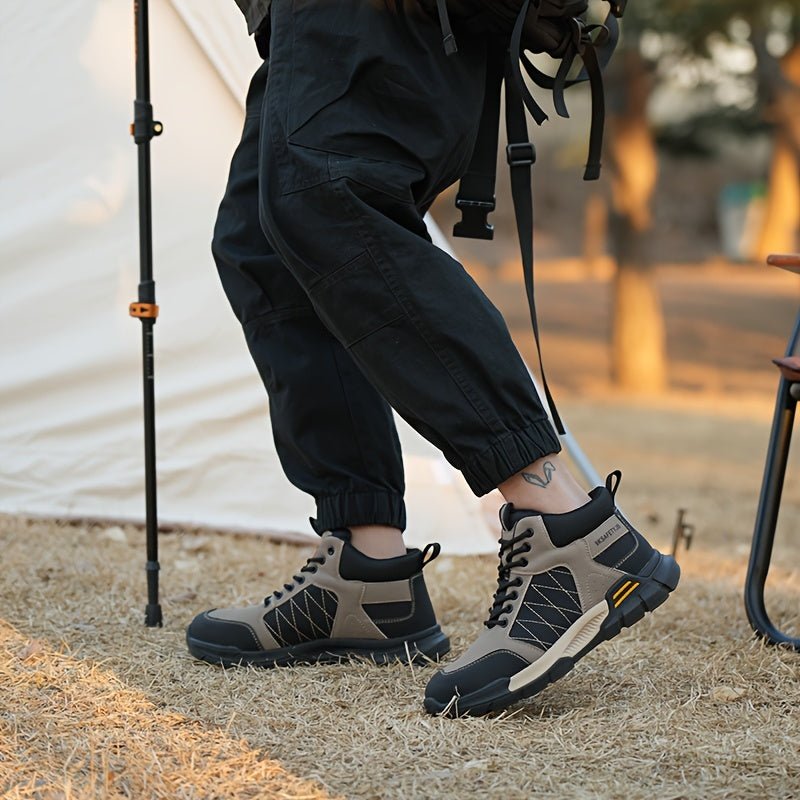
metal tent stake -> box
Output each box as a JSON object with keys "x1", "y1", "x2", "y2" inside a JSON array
[{"x1": 130, "y1": 0, "x2": 163, "y2": 627}]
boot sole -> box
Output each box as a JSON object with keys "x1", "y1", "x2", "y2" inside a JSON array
[
  {"x1": 424, "y1": 551, "x2": 681, "y2": 717},
  {"x1": 187, "y1": 624, "x2": 450, "y2": 668}
]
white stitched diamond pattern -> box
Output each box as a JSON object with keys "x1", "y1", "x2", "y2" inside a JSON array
[
  {"x1": 510, "y1": 567, "x2": 583, "y2": 651},
  {"x1": 264, "y1": 586, "x2": 338, "y2": 647}
]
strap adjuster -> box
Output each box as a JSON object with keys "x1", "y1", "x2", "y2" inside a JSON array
[{"x1": 506, "y1": 142, "x2": 536, "y2": 167}]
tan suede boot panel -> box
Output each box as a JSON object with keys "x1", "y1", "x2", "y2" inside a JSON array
[
  {"x1": 208, "y1": 604, "x2": 280, "y2": 650},
  {"x1": 361, "y1": 580, "x2": 412, "y2": 604},
  {"x1": 211, "y1": 533, "x2": 410, "y2": 645},
  {"x1": 585, "y1": 514, "x2": 630, "y2": 559},
  {"x1": 303, "y1": 536, "x2": 385, "y2": 639},
  {"x1": 444, "y1": 620, "x2": 545, "y2": 673},
  {"x1": 510, "y1": 515, "x2": 626, "y2": 612}
]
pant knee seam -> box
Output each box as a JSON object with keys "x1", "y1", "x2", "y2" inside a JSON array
[
  {"x1": 331, "y1": 177, "x2": 506, "y2": 439},
  {"x1": 242, "y1": 305, "x2": 316, "y2": 329},
  {"x1": 345, "y1": 313, "x2": 406, "y2": 349}
]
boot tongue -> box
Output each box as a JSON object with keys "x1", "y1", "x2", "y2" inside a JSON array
[
  {"x1": 500, "y1": 488, "x2": 616, "y2": 548},
  {"x1": 500, "y1": 503, "x2": 542, "y2": 538}
]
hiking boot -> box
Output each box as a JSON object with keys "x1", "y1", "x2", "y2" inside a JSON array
[
  {"x1": 186, "y1": 530, "x2": 449, "y2": 667},
  {"x1": 424, "y1": 472, "x2": 680, "y2": 716}
]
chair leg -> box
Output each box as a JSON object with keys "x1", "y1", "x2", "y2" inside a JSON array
[{"x1": 745, "y1": 376, "x2": 800, "y2": 650}]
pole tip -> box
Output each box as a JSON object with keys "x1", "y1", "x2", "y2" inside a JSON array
[{"x1": 145, "y1": 604, "x2": 163, "y2": 627}]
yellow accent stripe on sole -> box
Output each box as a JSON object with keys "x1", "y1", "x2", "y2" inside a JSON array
[
  {"x1": 614, "y1": 582, "x2": 640, "y2": 607},
  {"x1": 612, "y1": 581, "x2": 632, "y2": 601}
]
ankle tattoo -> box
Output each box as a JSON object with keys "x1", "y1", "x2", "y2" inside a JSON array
[{"x1": 522, "y1": 461, "x2": 556, "y2": 489}]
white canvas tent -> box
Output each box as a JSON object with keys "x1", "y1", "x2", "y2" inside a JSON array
[{"x1": 1, "y1": 0, "x2": 506, "y2": 554}]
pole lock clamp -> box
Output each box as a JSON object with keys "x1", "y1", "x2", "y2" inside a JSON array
[
  {"x1": 130, "y1": 99, "x2": 163, "y2": 144},
  {"x1": 129, "y1": 302, "x2": 159, "y2": 319}
]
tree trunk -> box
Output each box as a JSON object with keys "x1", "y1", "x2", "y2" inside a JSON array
[
  {"x1": 610, "y1": 216, "x2": 667, "y2": 391},
  {"x1": 583, "y1": 192, "x2": 609, "y2": 279},
  {"x1": 757, "y1": 131, "x2": 800, "y2": 260},
  {"x1": 605, "y1": 49, "x2": 667, "y2": 392},
  {"x1": 756, "y1": 45, "x2": 800, "y2": 262}
]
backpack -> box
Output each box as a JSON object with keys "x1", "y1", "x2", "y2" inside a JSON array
[{"x1": 423, "y1": 0, "x2": 628, "y2": 433}]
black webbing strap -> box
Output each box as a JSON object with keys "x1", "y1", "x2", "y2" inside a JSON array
[
  {"x1": 578, "y1": 40, "x2": 605, "y2": 180},
  {"x1": 520, "y1": 29, "x2": 609, "y2": 180},
  {"x1": 435, "y1": 0, "x2": 458, "y2": 55},
  {"x1": 516, "y1": 10, "x2": 620, "y2": 182},
  {"x1": 510, "y1": 0, "x2": 549, "y2": 126},
  {"x1": 453, "y1": 44, "x2": 505, "y2": 240},
  {"x1": 504, "y1": 55, "x2": 565, "y2": 435},
  {"x1": 519, "y1": 13, "x2": 619, "y2": 95},
  {"x1": 450, "y1": 0, "x2": 627, "y2": 432}
]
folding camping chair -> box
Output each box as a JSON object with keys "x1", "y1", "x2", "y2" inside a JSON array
[{"x1": 745, "y1": 253, "x2": 800, "y2": 651}]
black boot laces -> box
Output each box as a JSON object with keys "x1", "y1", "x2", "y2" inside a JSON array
[
  {"x1": 484, "y1": 529, "x2": 533, "y2": 628},
  {"x1": 263, "y1": 543, "x2": 335, "y2": 606}
]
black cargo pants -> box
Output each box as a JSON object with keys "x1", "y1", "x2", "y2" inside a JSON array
[{"x1": 212, "y1": 0, "x2": 560, "y2": 533}]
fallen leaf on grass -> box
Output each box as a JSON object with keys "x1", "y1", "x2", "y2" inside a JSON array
[
  {"x1": 16, "y1": 639, "x2": 47, "y2": 660},
  {"x1": 181, "y1": 537, "x2": 212, "y2": 553},
  {"x1": 102, "y1": 526, "x2": 127, "y2": 543},
  {"x1": 710, "y1": 686, "x2": 747, "y2": 702},
  {"x1": 168, "y1": 591, "x2": 198, "y2": 603}
]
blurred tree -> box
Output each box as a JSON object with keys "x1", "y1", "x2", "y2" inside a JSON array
[
  {"x1": 604, "y1": 6, "x2": 666, "y2": 392},
  {"x1": 750, "y1": 5, "x2": 800, "y2": 259},
  {"x1": 602, "y1": 0, "x2": 800, "y2": 389},
  {"x1": 757, "y1": 41, "x2": 800, "y2": 260},
  {"x1": 630, "y1": 0, "x2": 800, "y2": 258}
]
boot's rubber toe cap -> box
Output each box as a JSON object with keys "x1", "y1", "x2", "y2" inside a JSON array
[
  {"x1": 424, "y1": 650, "x2": 530, "y2": 708},
  {"x1": 186, "y1": 610, "x2": 263, "y2": 653}
]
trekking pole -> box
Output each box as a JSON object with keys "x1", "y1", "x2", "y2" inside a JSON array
[{"x1": 130, "y1": 0, "x2": 164, "y2": 627}]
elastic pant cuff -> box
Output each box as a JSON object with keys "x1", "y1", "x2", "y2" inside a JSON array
[
  {"x1": 462, "y1": 418, "x2": 562, "y2": 496},
  {"x1": 313, "y1": 491, "x2": 407, "y2": 533}
]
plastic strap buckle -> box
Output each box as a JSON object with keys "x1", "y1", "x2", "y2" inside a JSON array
[{"x1": 453, "y1": 197, "x2": 496, "y2": 241}]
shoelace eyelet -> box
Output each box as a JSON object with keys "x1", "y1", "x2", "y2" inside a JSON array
[{"x1": 327, "y1": 547, "x2": 335, "y2": 555}]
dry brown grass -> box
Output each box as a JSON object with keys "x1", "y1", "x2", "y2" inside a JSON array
[
  {"x1": 1, "y1": 508, "x2": 799, "y2": 799},
  {"x1": 3, "y1": 396, "x2": 800, "y2": 798},
  {"x1": 0, "y1": 615, "x2": 335, "y2": 800}
]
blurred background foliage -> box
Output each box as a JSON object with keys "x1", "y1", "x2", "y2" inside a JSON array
[
  {"x1": 561, "y1": 0, "x2": 800, "y2": 390},
  {"x1": 430, "y1": 1, "x2": 800, "y2": 396}
]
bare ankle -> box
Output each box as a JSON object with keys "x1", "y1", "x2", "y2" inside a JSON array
[
  {"x1": 348, "y1": 524, "x2": 406, "y2": 559},
  {"x1": 498, "y1": 454, "x2": 590, "y2": 515}
]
